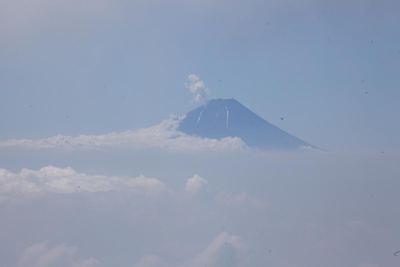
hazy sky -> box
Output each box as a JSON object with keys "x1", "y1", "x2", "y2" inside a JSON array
[
  {"x1": 1, "y1": 0, "x2": 400, "y2": 151},
  {"x1": 1, "y1": 1, "x2": 400, "y2": 267}
]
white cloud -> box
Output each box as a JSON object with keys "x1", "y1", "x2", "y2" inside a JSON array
[
  {"x1": 190, "y1": 232, "x2": 244, "y2": 267},
  {"x1": 0, "y1": 118, "x2": 247, "y2": 152},
  {"x1": 132, "y1": 233, "x2": 245, "y2": 267},
  {"x1": 0, "y1": 166, "x2": 165, "y2": 201},
  {"x1": 186, "y1": 74, "x2": 210, "y2": 103},
  {"x1": 0, "y1": 154, "x2": 398, "y2": 267},
  {"x1": 185, "y1": 174, "x2": 207, "y2": 195},
  {"x1": 18, "y1": 242, "x2": 99, "y2": 267}
]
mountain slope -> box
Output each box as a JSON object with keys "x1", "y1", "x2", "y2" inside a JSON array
[{"x1": 178, "y1": 98, "x2": 311, "y2": 149}]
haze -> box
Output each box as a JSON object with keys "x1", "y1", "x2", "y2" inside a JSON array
[{"x1": 1, "y1": 0, "x2": 400, "y2": 266}]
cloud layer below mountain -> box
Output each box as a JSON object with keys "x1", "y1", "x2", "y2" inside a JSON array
[
  {"x1": 0, "y1": 165, "x2": 262, "y2": 266},
  {"x1": 1, "y1": 155, "x2": 399, "y2": 267},
  {"x1": 0, "y1": 118, "x2": 246, "y2": 152}
]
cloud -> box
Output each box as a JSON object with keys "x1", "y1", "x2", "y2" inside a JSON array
[
  {"x1": 17, "y1": 242, "x2": 99, "y2": 267},
  {"x1": 190, "y1": 232, "x2": 244, "y2": 267},
  {"x1": 185, "y1": 174, "x2": 208, "y2": 195},
  {"x1": 0, "y1": 166, "x2": 165, "y2": 201},
  {"x1": 132, "y1": 233, "x2": 245, "y2": 267},
  {"x1": 0, "y1": 118, "x2": 247, "y2": 152},
  {"x1": 186, "y1": 74, "x2": 210, "y2": 103},
  {"x1": 0, "y1": 154, "x2": 398, "y2": 267}
]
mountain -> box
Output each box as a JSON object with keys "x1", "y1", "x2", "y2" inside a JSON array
[{"x1": 178, "y1": 98, "x2": 312, "y2": 149}]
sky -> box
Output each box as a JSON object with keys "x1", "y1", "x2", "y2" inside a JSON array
[
  {"x1": 1, "y1": 0, "x2": 400, "y2": 151},
  {"x1": 1, "y1": 1, "x2": 400, "y2": 267}
]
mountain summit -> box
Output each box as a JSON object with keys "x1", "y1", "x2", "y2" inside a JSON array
[{"x1": 178, "y1": 98, "x2": 311, "y2": 149}]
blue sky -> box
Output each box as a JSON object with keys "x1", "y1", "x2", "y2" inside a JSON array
[
  {"x1": 1, "y1": 2, "x2": 400, "y2": 267},
  {"x1": 1, "y1": 0, "x2": 400, "y2": 151}
]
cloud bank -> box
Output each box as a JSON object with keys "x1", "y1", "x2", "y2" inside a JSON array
[
  {"x1": 0, "y1": 118, "x2": 246, "y2": 152},
  {"x1": 16, "y1": 232, "x2": 245, "y2": 267},
  {"x1": 0, "y1": 165, "x2": 262, "y2": 267},
  {"x1": 0, "y1": 166, "x2": 165, "y2": 201},
  {"x1": 0, "y1": 156, "x2": 399, "y2": 267}
]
